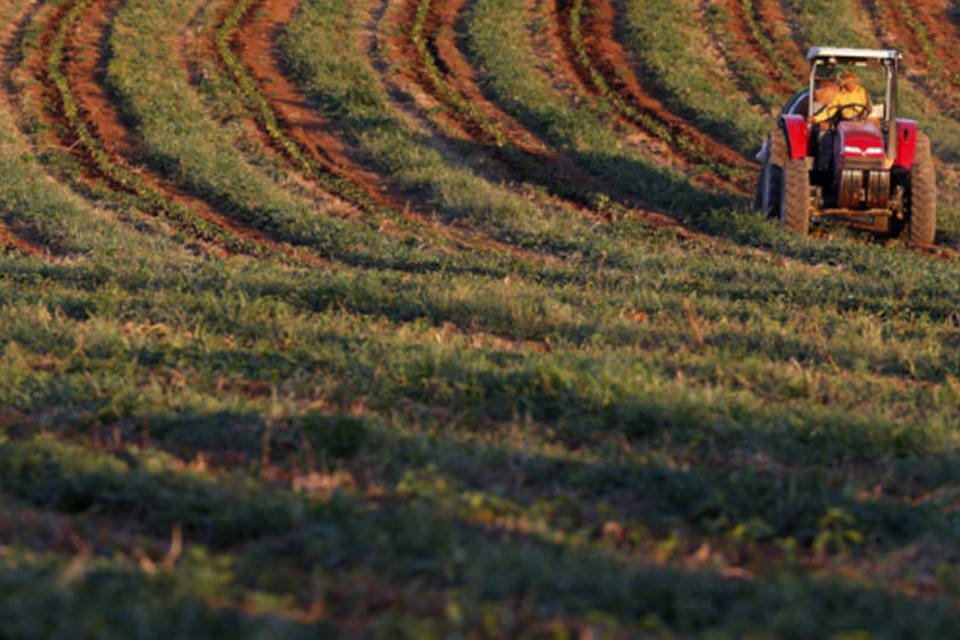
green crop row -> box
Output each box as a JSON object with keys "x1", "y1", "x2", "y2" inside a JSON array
[
  {"x1": 107, "y1": 0, "x2": 499, "y2": 270},
  {"x1": 0, "y1": 40, "x2": 164, "y2": 262},
  {"x1": 622, "y1": 0, "x2": 768, "y2": 156},
  {"x1": 406, "y1": 0, "x2": 678, "y2": 217},
  {"x1": 885, "y1": 0, "x2": 960, "y2": 94},
  {"x1": 703, "y1": 3, "x2": 786, "y2": 113},
  {"x1": 741, "y1": 0, "x2": 805, "y2": 88},
  {"x1": 464, "y1": 0, "x2": 733, "y2": 216},
  {"x1": 409, "y1": 0, "x2": 507, "y2": 147},
  {"x1": 280, "y1": 0, "x2": 661, "y2": 256},
  {"x1": 214, "y1": 0, "x2": 408, "y2": 225},
  {"x1": 43, "y1": 0, "x2": 267, "y2": 257}
]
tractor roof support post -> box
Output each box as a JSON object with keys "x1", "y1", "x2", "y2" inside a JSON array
[
  {"x1": 886, "y1": 60, "x2": 898, "y2": 162},
  {"x1": 808, "y1": 62, "x2": 818, "y2": 120}
]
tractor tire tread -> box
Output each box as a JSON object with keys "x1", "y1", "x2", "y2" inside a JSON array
[
  {"x1": 782, "y1": 157, "x2": 810, "y2": 235},
  {"x1": 908, "y1": 132, "x2": 936, "y2": 244}
]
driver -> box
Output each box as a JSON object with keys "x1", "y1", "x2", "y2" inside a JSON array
[{"x1": 809, "y1": 70, "x2": 871, "y2": 124}]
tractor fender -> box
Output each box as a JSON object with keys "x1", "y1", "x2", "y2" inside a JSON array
[
  {"x1": 779, "y1": 115, "x2": 810, "y2": 160},
  {"x1": 893, "y1": 119, "x2": 918, "y2": 170}
]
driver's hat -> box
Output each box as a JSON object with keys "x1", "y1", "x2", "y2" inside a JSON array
[{"x1": 837, "y1": 69, "x2": 860, "y2": 85}]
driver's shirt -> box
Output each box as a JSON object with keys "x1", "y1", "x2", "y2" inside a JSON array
[{"x1": 812, "y1": 86, "x2": 871, "y2": 123}]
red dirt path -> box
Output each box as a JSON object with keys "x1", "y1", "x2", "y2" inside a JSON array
[
  {"x1": 752, "y1": 0, "x2": 807, "y2": 80},
  {"x1": 0, "y1": 2, "x2": 54, "y2": 260},
  {"x1": 910, "y1": 0, "x2": 960, "y2": 92},
  {"x1": 0, "y1": 223, "x2": 48, "y2": 259}
]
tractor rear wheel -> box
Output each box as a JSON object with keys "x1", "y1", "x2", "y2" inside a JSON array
[
  {"x1": 907, "y1": 132, "x2": 936, "y2": 244},
  {"x1": 756, "y1": 134, "x2": 785, "y2": 218},
  {"x1": 780, "y1": 157, "x2": 810, "y2": 235}
]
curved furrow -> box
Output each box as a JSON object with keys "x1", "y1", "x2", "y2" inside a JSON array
[
  {"x1": 704, "y1": 0, "x2": 803, "y2": 104},
  {"x1": 217, "y1": 0, "x2": 547, "y2": 260},
  {"x1": 28, "y1": 0, "x2": 344, "y2": 265},
  {"x1": 83, "y1": 1, "x2": 338, "y2": 266},
  {"x1": 751, "y1": 0, "x2": 808, "y2": 79},
  {"x1": 387, "y1": 0, "x2": 703, "y2": 228},
  {"x1": 218, "y1": 0, "x2": 405, "y2": 218},
  {"x1": 25, "y1": 0, "x2": 274, "y2": 260},
  {"x1": 0, "y1": 223, "x2": 48, "y2": 259},
  {"x1": 0, "y1": 3, "x2": 54, "y2": 261},
  {"x1": 887, "y1": 0, "x2": 960, "y2": 98},
  {"x1": 403, "y1": 0, "x2": 960, "y2": 263},
  {"x1": 552, "y1": 0, "x2": 753, "y2": 187},
  {"x1": 866, "y1": 0, "x2": 960, "y2": 117}
]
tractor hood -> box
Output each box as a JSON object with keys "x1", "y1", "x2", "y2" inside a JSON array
[{"x1": 837, "y1": 121, "x2": 886, "y2": 161}]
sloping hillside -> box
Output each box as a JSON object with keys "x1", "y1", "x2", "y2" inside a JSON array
[{"x1": 2, "y1": 0, "x2": 960, "y2": 636}]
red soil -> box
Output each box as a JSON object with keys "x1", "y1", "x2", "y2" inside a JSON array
[
  {"x1": 229, "y1": 0, "x2": 551, "y2": 258},
  {"x1": 0, "y1": 2, "x2": 54, "y2": 260},
  {"x1": 231, "y1": 0, "x2": 395, "y2": 208},
  {"x1": 382, "y1": 0, "x2": 695, "y2": 234},
  {"x1": 52, "y1": 0, "x2": 331, "y2": 266},
  {"x1": 552, "y1": 0, "x2": 752, "y2": 175},
  {"x1": 867, "y1": 0, "x2": 960, "y2": 114},
  {"x1": 714, "y1": 0, "x2": 798, "y2": 97},
  {"x1": 751, "y1": 0, "x2": 808, "y2": 81},
  {"x1": 404, "y1": 0, "x2": 611, "y2": 216},
  {"x1": 0, "y1": 223, "x2": 48, "y2": 259},
  {"x1": 909, "y1": 0, "x2": 960, "y2": 90},
  {"x1": 430, "y1": 0, "x2": 553, "y2": 156}
]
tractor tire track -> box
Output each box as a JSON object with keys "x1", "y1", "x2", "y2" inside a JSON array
[
  {"x1": 220, "y1": 0, "x2": 547, "y2": 259},
  {"x1": 550, "y1": 0, "x2": 753, "y2": 188}
]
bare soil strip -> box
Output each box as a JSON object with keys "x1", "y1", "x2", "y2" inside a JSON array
[
  {"x1": 59, "y1": 0, "x2": 337, "y2": 265},
  {"x1": 551, "y1": 0, "x2": 753, "y2": 182},
  {"x1": 907, "y1": 0, "x2": 960, "y2": 92},
  {"x1": 383, "y1": 0, "x2": 696, "y2": 234},
  {"x1": 226, "y1": 0, "x2": 396, "y2": 211},
  {"x1": 0, "y1": 223, "x2": 48, "y2": 259},
  {"x1": 713, "y1": 0, "x2": 799, "y2": 97},
  {"x1": 0, "y1": 1, "x2": 66, "y2": 260},
  {"x1": 21, "y1": 0, "x2": 348, "y2": 266},
  {"x1": 223, "y1": 0, "x2": 548, "y2": 259},
  {"x1": 751, "y1": 0, "x2": 807, "y2": 79},
  {"x1": 865, "y1": 0, "x2": 960, "y2": 115}
]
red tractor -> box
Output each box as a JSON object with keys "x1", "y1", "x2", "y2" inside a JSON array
[{"x1": 756, "y1": 47, "x2": 936, "y2": 243}]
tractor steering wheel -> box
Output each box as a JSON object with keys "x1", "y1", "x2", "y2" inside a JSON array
[{"x1": 828, "y1": 102, "x2": 871, "y2": 125}]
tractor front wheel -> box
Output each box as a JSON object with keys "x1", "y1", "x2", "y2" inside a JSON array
[
  {"x1": 780, "y1": 157, "x2": 810, "y2": 235},
  {"x1": 907, "y1": 132, "x2": 936, "y2": 244}
]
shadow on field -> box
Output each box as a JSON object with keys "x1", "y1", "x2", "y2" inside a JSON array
[{"x1": 1, "y1": 426, "x2": 960, "y2": 637}]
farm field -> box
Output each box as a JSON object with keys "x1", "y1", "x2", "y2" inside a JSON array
[{"x1": 3, "y1": 0, "x2": 960, "y2": 636}]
